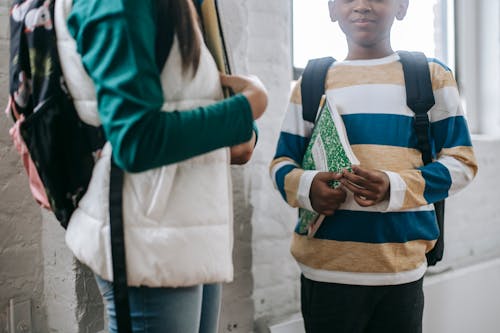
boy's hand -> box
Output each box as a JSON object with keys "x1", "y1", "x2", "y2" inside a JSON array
[
  {"x1": 220, "y1": 74, "x2": 268, "y2": 120},
  {"x1": 341, "y1": 165, "x2": 390, "y2": 207},
  {"x1": 310, "y1": 172, "x2": 347, "y2": 215}
]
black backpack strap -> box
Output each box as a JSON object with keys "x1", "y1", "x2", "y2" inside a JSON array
[
  {"x1": 398, "y1": 51, "x2": 435, "y2": 164},
  {"x1": 398, "y1": 50, "x2": 444, "y2": 266},
  {"x1": 301, "y1": 57, "x2": 336, "y2": 123},
  {"x1": 109, "y1": 160, "x2": 132, "y2": 333},
  {"x1": 431, "y1": 199, "x2": 445, "y2": 265},
  {"x1": 106, "y1": 9, "x2": 174, "y2": 331}
]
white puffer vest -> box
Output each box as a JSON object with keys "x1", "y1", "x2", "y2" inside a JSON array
[{"x1": 54, "y1": 0, "x2": 233, "y2": 287}]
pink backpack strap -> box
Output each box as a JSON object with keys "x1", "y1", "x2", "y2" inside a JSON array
[{"x1": 7, "y1": 105, "x2": 50, "y2": 209}]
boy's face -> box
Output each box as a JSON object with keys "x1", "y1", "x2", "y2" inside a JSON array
[{"x1": 329, "y1": 0, "x2": 408, "y2": 51}]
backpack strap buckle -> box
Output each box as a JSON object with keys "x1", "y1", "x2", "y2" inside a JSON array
[{"x1": 414, "y1": 112, "x2": 433, "y2": 164}]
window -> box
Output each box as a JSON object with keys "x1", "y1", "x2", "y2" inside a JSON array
[
  {"x1": 292, "y1": 0, "x2": 500, "y2": 135},
  {"x1": 292, "y1": 0, "x2": 454, "y2": 78},
  {"x1": 454, "y1": 0, "x2": 500, "y2": 135}
]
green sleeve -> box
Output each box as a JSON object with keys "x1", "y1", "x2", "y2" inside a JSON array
[{"x1": 67, "y1": 0, "x2": 254, "y2": 172}]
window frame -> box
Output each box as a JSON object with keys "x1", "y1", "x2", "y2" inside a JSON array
[{"x1": 454, "y1": 0, "x2": 500, "y2": 135}]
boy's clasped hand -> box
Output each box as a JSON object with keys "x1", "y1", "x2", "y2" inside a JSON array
[{"x1": 310, "y1": 165, "x2": 390, "y2": 215}]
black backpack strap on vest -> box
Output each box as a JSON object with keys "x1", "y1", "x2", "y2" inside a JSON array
[
  {"x1": 398, "y1": 50, "x2": 445, "y2": 266},
  {"x1": 109, "y1": 159, "x2": 132, "y2": 333},
  {"x1": 106, "y1": 26, "x2": 175, "y2": 332},
  {"x1": 301, "y1": 57, "x2": 336, "y2": 122}
]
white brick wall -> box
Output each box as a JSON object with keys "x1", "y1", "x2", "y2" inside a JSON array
[
  {"x1": 244, "y1": 0, "x2": 302, "y2": 326},
  {"x1": 0, "y1": 0, "x2": 47, "y2": 332},
  {"x1": 219, "y1": 1, "x2": 300, "y2": 331}
]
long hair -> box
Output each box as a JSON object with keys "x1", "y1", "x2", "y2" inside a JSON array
[{"x1": 155, "y1": 0, "x2": 201, "y2": 74}]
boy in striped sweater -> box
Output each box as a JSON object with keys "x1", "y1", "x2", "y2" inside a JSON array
[{"x1": 270, "y1": 0, "x2": 478, "y2": 332}]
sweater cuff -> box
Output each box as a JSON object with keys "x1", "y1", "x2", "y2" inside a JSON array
[
  {"x1": 231, "y1": 93, "x2": 254, "y2": 143},
  {"x1": 297, "y1": 170, "x2": 320, "y2": 211},
  {"x1": 381, "y1": 170, "x2": 406, "y2": 212}
]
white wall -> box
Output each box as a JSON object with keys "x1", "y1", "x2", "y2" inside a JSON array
[
  {"x1": 0, "y1": 0, "x2": 47, "y2": 332},
  {"x1": 423, "y1": 258, "x2": 500, "y2": 333}
]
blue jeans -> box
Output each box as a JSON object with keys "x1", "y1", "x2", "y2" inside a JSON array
[{"x1": 95, "y1": 275, "x2": 222, "y2": 333}]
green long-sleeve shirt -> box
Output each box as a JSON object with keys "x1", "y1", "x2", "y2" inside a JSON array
[{"x1": 67, "y1": 0, "x2": 254, "y2": 172}]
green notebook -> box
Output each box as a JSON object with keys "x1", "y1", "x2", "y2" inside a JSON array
[{"x1": 299, "y1": 97, "x2": 359, "y2": 237}]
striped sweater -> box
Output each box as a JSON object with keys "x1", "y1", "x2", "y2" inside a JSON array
[{"x1": 270, "y1": 53, "x2": 478, "y2": 286}]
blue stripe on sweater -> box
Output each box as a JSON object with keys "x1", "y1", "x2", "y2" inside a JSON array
[
  {"x1": 296, "y1": 210, "x2": 439, "y2": 243},
  {"x1": 342, "y1": 114, "x2": 419, "y2": 148},
  {"x1": 428, "y1": 58, "x2": 451, "y2": 71},
  {"x1": 431, "y1": 116, "x2": 473, "y2": 151},
  {"x1": 274, "y1": 132, "x2": 309, "y2": 163},
  {"x1": 419, "y1": 162, "x2": 451, "y2": 204},
  {"x1": 275, "y1": 164, "x2": 296, "y2": 201},
  {"x1": 343, "y1": 114, "x2": 472, "y2": 152}
]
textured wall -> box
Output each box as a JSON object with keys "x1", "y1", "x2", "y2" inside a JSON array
[
  {"x1": 217, "y1": 2, "x2": 254, "y2": 332},
  {"x1": 245, "y1": 0, "x2": 300, "y2": 323},
  {"x1": 41, "y1": 210, "x2": 104, "y2": 333},
  {"x1": 0, "y1": 1, "x2": 103, "y2": 331},
  {"x1": 219, "y1": 1, "x2": 299, "y2": 331},
  {"x1": 0, "y1": 0, "x2": 47, "y2": 332}
]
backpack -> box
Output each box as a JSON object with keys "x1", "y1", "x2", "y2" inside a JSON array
[
  {"x1": 7, "y1": 1, "x2": 173, "y2": 331},
  {"x1": 8, "y1": 0, "x2": 105, "y2": 227},
  {"x1": 300, "y1": 51, "x2": 445, "y2": 266}
]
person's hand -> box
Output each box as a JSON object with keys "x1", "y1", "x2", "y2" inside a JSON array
[
  {"x1": 310, "y1": 172, "x2": 347, "y2": 215},
  {"x1": 220, "y1": 74, "x2": 268, "y2": 120},
  {"x1": 230, "y1": 131, "x2": 256, "y2": 165},
  {"x1": 341, "y1": 165, "x2": 390, "y2": 207}
]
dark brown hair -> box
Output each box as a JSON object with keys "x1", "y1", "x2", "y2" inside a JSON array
[{"x1": 155, "y1": 0, "x2": 201, "y2": 74}]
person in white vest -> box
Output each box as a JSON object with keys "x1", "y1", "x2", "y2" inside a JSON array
[{"x1": 54, "y1": 0, "x2": 267, "y2": 332}]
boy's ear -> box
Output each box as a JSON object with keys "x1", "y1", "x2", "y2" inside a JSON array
[
  {"x1": 396, "y1": 0, "x2": 409, "y2": 21},
  {"x1": 328, "y1": 0, "x2": 337, "y2": 22}
]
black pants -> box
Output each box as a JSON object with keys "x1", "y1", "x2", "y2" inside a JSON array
[{"x1": 301, "y1": 275, "x2": 424, "y2": 333}]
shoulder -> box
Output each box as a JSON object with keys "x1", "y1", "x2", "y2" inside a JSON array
[
  {"x1": 425, "y1": 57, "x2": 462, "y2": 118},
  {"x1": 68, "y1": 0, "x2": 156, "y2": 28},
  {"x1": 290, "y1": 77, "x2": 303, "y2": 105},
  {"x1": 426, "y1": 57, "x2": 457, "y2": 91},
  {"x1": 69, "y1": 0, "x2": 124, "y2": 21}
]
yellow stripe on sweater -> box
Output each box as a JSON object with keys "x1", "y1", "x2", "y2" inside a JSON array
[
  {"x1": 290, "y1": 78, "x2": 302, "y2": 105},
  {"x1": 439, "y1": 146, "x2": 478, "y2": 176},
  {"x1": 291, "y1": 233, "x2": 434, "y2": 273},
  {"x1": 284, "y1": 168, "x2": 304, "y2": 207},
  {"x1": 351, "y1": 146, "x2": 428, "y2": 209},
  {"x1": 324, "y1": 61, "x2": 457, "y2": 92},
  {"x1": 352, "y1": 145, "x2": 424, "y2": 171},
  {"x1": 326, "y1": 62, "x2": 405, "y2": 90},
  {"x1": 429, "y1": 62, "x2": 457, "y2": 91},
  {"x1": 269, "y1": 156, "x2": 299, "y2": 173}
]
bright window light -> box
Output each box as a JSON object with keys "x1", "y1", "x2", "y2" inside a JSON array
[{"x1": 293, "y1": 0, "x2": 453, "y2": 73}]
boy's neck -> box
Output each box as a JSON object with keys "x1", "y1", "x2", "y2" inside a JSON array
[{"x1": 345, "y1": 44, "x2": 395, "y2": 61}]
